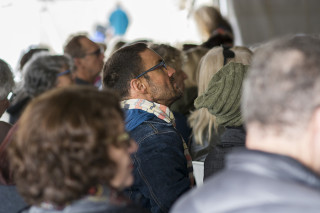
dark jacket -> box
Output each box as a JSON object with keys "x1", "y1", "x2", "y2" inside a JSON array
[
  {"x1": 7, "y1": 96, "x2": 30, "y2": 125},
  {"x1": 171, "y1": 149, "x2": 320, "y2": 213},
  {"x1": 204, "y1": 126, "x2": 245, "y2": 180},
  {"x1": 124, "y1": 114, "x2": 191, "y2": 213},
  {"x1": 0, "y1": 185, "x2": 27, "y2": 213}
]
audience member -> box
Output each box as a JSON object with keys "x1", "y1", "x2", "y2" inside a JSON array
[
  {"x1": 0, "y1": 59, "x2": 14, "y2": 143},
  {"x1": 0, "y1": 60, "x2": 18, "y2": 213},
  {"x1": 193, "y1": 5, "x2": 233, "y2": 42},
  {"x1": 148, "y1": 43, "x2": 191, "y2": 142},
  {"x1": 63, "y1": 34, "x2": 104, "y2": 85},
  {"x1": 103, "y1": 42, "x2": 193, "y2": 213},
  {"x1": 188, "y1": 46, "x2": 252, "y2": 163},
  {"x1": 9, "y1": 86, "x2": 149, "y2": 213},
  {"x1": 172, "y1": 35, "x2": 320, "y2": 212},
  {"x1": 0, "y1": 124, "x2": 27, "y2": 213},
  {"x1": 182, "y1": 46, "x2": 208, "y2": 89},
  {"x1": 7, "y1": 53, "x2": 73, "y2": 124},
  {"x1": 193, "y1": 5, "x2": 234, "y2": 48},
  {"x1": 19, "y1": 46, "x2": 50, "y2": 72}
]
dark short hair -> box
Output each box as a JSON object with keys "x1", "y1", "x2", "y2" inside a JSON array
[
  {"x1": 19, "y1": 48, "x2": 49, "y2": 70},
  {"x1": 0, "y1": 58, "x2": 14, "y2": 100},
  {"x1": 63, "y1": 34, "x2": 88, "y2": 58},
  {"x1": 9, "y1": 86, "x2": 128, "y2": 206},
  {"x1": 103, "y1": 42, "x2": 148, "y2": 99}
]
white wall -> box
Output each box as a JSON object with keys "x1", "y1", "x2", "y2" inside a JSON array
[{"x1": 0, "y1": 0, "x2": 213, "y2": 74}]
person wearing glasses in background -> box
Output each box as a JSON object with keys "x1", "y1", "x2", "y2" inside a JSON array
[
  {"x1": 103, "y1": 42, "x2": 193, "y2": 213},
  {"x1": 63, "y1": 33, "x2": 104, "y2": 86}
]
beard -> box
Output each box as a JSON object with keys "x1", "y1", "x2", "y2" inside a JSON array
[
  {"x1": 148, "y1": 75, "x2": 183, "y2": 106},
  {"x1": 170, "y1": 75, "x2": 183, "y2": 98}
]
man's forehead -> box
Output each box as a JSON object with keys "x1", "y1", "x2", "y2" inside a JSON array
[
  {"x1": 79, "y1": 37, "x2": 99, "y2": 50},
  {"x1": 139, "y1": 48, "x2": 162, "y2": 66}
]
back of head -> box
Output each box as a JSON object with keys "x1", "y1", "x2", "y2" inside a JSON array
[
  {"x1": 103, "y1": 42, "x2": 148, "y2": 99},
  {"x1": 23, "y1": 52, "x2": 71, "y2": 97},
  {"x1": 19, "y1": 47, "x2": 49, "y2": 71},
  {"x1": 197, "y1": 46, "x2": 252, "y2": 95},
  {"x1": 63, "y1": 34, "x2": 88, "y2": 58},
  {"x1": 193, "y1": 5, "x2": 233, "y2": 42},
  {"x1": 183, "y1": 46, "x2": 209, "y2": 88},
  {"x1": 189, "y1": 46, "x2": 252, "y2": 144},
  {"x1": 0, "y1": 59, "x2": 14, "y2": 101},
  {"x1": 243, "y1": 35, "x2": 320, "y2": 137},
  {"x1": 149, "y1": 43, "x2": 183, "y2": 71},
  {"x1": 0, "y1": 59, "x2": 14, "y2": 117},
  {"x1": 9, "y1": 86, "x2": 125, "y2": 206}
]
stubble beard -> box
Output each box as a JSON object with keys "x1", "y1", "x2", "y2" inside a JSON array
[{"x1": 148, "y1": 77, "x2": 182, "y2": 107}]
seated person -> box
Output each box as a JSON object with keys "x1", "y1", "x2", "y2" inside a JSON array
[
  {"x1": 0, "y1": 58, "x2": 14, "y2": 143},
  {"x1": 188, "y1": 46, "x2": 252, "y2": 164},
  {"x1": 7, "y1": 52, "x2": 73, "y2": 124},
  {"x1": 8, "y1": 86, "x2": 149, "y2": 213}
]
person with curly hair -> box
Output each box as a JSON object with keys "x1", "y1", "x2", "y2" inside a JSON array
[{"x1": 8, "y1": 86, "x2": 149, "y2": 213}]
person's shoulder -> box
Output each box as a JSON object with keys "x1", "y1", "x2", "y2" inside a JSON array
[{"x1": 131, "y1": 117, "x2": 178, "y2": 139}]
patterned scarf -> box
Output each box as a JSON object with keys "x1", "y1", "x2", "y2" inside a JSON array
[
  {"x1": 121, "y1": 99, "x2": 175, "y2": 125},
  {"x1": 121, "y1": 99, "x2": 194, "y2": 187}
]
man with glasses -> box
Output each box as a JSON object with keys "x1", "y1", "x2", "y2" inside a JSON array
[
  {"x1": 103, "y1": 42, "x2": 193, "y2": 213},
  {"x1": 64, "y1": 34, "x2": 104, "y2": 86}
]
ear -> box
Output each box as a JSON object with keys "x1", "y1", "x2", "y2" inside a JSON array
[{"x1": 130, "y1": 78, "x2": 147, "y2": 94}]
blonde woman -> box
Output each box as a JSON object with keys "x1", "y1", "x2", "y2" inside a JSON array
[
  {"x1": 188, "y1": 46, "x2": 252, "y2": 165},
  {"x1": 193, "y1": 5, "x2": 234, "y2": 47}
]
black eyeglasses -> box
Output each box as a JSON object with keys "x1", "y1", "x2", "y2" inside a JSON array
[
  {"x1": 135, "y1": 60, "x2": 167, "y2": 79},
  {"x1": 84, "y1": 48, "x2": 102, "y2": 57},
  {"x1": 57, "y1": 69, "x2": 71, "y2": 77}
]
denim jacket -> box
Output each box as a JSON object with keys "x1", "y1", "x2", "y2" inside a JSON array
[{"x1": 125, "y1": 116, "x2": 191, "y2": 213}]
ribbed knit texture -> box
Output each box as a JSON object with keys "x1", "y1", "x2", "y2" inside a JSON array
[{"x1": 194, "y1": 62, "x2": 248, "y2": 127}]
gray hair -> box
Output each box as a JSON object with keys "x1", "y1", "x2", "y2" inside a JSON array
[
  {"x1": 23, "y1": 52, "x2": 72, "y2": 97},
  {"x1": 149, "y1": 43, "x2": 183, "y2": 70},
  {"x1": 242, "y1": 35, "x2": 320, "y2": 136},
  {"x1": 0, "y1": 59, "x2": 14, "y2": 100}
]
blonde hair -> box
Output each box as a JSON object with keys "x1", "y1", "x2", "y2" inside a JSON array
[
  {"x1": 182, "y1": 46, "x2": 209, "y2": 88},
  {"x1": 188, "y1": 46, "x2": 252, "y2": 145},
  {"x1": 193, "y1": 6, "x2": 232, "y2": 42}
]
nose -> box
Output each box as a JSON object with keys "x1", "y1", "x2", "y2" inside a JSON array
[
  {"x1": 99, "y1": 52, "x2": 105, "y2": 60},
  {"x1": 166, "y1": 65, "x2": 176, "y2": 77},
  {"x1": 128, "y1": 139, "x2": 138, "y2": 154},
  {"x1": 182, "y1": 70, "x2": 188, "y2": 80}
]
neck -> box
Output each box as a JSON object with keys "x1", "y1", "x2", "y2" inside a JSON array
[
  {"x1": 127, "y1": 94, "x2": 171, "y2": 107},
  {"x1": 75, "y1": 70, "x2": 96, "y2": 84},
  {"x1": 245, "y1": 124, "x2": 314, "y2": 172}
]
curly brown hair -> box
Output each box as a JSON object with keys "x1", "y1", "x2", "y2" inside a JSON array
[{"x1": 8, "y1": 85, "x2": 129, "y2": 206}]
